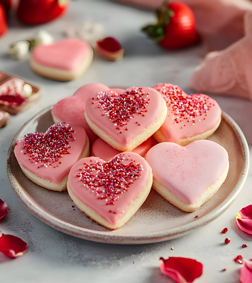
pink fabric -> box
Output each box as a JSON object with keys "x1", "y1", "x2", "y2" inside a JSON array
[
  {"x1": 115, "y1": 0, "x2": 252, "y2": 51},
  {"x1": 189, "y1": 12, "x2": 252, "y2": 101}
]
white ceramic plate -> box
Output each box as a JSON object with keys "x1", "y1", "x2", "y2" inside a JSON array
[{"x1": 7, "y1": 106, "x2": 249, "y2": 244}]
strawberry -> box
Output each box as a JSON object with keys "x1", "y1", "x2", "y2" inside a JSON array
[
  {"x1": 0, "y1": 3, "x2": 7, "y2": 37},
  {"x1": 16, "y1": 0, "x2": 69, "y2": 25},
  {"x1": 142, "y1": 1, "x2": 200, "y2": 49}
]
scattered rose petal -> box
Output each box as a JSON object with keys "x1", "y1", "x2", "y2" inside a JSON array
[
  {"x1": 234, "y1": 255, "x2": 243, "y2": 264},
  {"x1": 240, "y1": 261, "x2": 252, "y2": 283},
  {"x1": 0, "y1": 234, "x2": 27, "y2": 258},
  {"x1": 160, "y1": 257, "x2": 203, "y2": 283},
  {"x1": 221, "y1": 227, "x2": 228, "y2": 234},
  {"x1": 0, "y1": 199, "x2": 8, "y2": 220},
  {"x1": 224, "y1": 238, "x2": 230, "y2": 244},
  {"x1": 236, "y1": 205, "x2": 252, "y2": 235}
]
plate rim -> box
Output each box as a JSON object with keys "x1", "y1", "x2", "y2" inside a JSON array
[{"x1": 6, "y1": 106, "x2": 250, "y2": 244}]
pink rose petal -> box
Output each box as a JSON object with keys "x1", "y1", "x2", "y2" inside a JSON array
[
  {"x1": 160, "y1": 257, "x2": 203, "y2": 283},
  {"x1": 0, "y1": 199, "x2": 8, "y2": 220},
  {"x1": 240, "y1": 261, "x2": 252, "y2": 283},
  {"x1": 236, "y1": 205, "x2": 252, "y2": 235},
  {"x1": 0, "y1": 234, "x2": 27, "y2": 258}
]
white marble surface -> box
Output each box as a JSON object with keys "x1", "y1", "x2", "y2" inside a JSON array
[{"x1": 0, "y1": 0, "x2": 252, "y2": 282}]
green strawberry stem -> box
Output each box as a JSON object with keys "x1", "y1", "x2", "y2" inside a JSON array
[
  {"x1": 142, "y1": 0, "x2": 174, "y2": 42},
  {"x1": 142, "y1": 25, "x2": 165, "y2": 42},
  {"x1": 156, "y1": 1, "x2": 174, "y2": 25}
]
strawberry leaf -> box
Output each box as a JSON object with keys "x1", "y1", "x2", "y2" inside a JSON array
[{"x1": 142, "y1": 25, "x2": 165, "y2": 41}]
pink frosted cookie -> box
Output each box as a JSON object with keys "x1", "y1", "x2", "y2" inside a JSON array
[
  {"x1": 91, "y1": 137, "x2": 153, "y2": 161},
  {"x1": 85, "y1": 87, "x2": 167, "y2": 151},
  {"x1": 51, "y1": 83, "x2": 114, "y2": 144},
  {"x1": 30, "y1": 38, "x2": 93, "y2": 81},
  {"x1": 145, "y1": 140, "x2": 229, "y2": 212},
  {"x1": 67, "y1": 152, "x2": 152, "y2": 229},
  {"x1": 14, "y1": 122, "x2": 90, "y2": 192},
  {"x1": 153, "y1": 83, "x2": 222, "y2": 146}
]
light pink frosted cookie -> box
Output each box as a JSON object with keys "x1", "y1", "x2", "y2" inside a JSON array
[
  {"x1": 85, "y1": 87, "x2": 167, "y2": 151},
  {"x1": 91, "y1": 137, "x2": 153, "y2": 161},
  {"x1": 51, "y1": 83, "x2": 114, "y2": 144},
  {"x1": 67, "y1": 152, "x2": 152, "y2": 229},
  {"x1": 30, "y1": 38, "x2": 93, "y2": 81},
  {"x1": 153, "y1": 83, "x2": 222, "y2": 146},
  {"x1": 145, "y1": 140, "x2": 229, "y2": 212},
  {"x1": 14, "y1": 122, "x2": 89, "y2": 192}
]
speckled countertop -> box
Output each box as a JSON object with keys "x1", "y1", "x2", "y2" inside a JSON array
[{"x1": 0, "y1": 1, "x2": 252, "y2": 282}]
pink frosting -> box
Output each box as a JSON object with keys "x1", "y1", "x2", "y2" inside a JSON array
[
  {"x1": 145, "y1": 140, "x2": 229, "y2": 204},
  {"x1": 91, "y1": 137, "x2": 153, "y2": 161},
  {"x1": 153, "y1": 83, "x2": 222, "y2": 142},
  {"x1": 31, "y1": 38, "x2": 91, "y2": 71},
  {"x1": 85, "y1": 87, "x2": 164, "y2": 146},
  {"x1": 68, "y1": 152, "x2": 151, "y2": 225},
  {"x1": 51, "y1": 83, "x2": 113, "y2": 144},
  {"x1": 14, "y1": 122, "x2": 87, "y2": 185}
]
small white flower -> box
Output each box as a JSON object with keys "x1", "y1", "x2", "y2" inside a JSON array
[
  {"x1": 9, "y1": 41, "x2": 30, "y2": 60},
  {"x1": 34, "y1": 30, "x2": 54, "y2": 45}
]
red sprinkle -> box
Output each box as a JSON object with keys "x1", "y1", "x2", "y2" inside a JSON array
[
  {"x1": 242, "y1": 244, "x2": 248, "y2": 248},
  {"x1": 224, "y1": 238, "x2": 230, "y2": 244},
  {"x1": 221, "y1": 269, "x2": 226, "y2": 272},
  {"x1": 171, "y1": 247, "x2": 174, "y2": 250},
  {"x1": 194, "y1": 215, "x2": 198, "y2": 219},
  {"x1": 234, "y1": 255, "x2": 243, "y2": 264},
  {"x1": 221, "y1": 228, "x2": 228, "y2": 234},
  {"x1": 76, "y1": 155, "x2": 143, "y2": 206}
]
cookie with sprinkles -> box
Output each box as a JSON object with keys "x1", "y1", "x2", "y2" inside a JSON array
[
  {"x1": 67, "y1": 152, "x2": 152, "y2": 230},
  {"x1": 85, "y1": 87, "x2": 167, "y2": 151},
  {"x1": 14, "y1": 122, "x2": 90, "y2": 191},
  {"x1": 153, "y1": 83, "x2": 222, "y2": 145},
  {"x1": 51, "y1": 83, "x2": 125, "y2": 144}
]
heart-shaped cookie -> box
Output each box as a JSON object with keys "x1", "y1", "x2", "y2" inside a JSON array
[
  {"x1": 67, "y1": 152, "x2": 152, "y2": 229},
  {"x1": 14, "y1": 122, "x2": 89, "y2": 191},
  {"x1": 85, "y1": 87, "x2": 167, "y2": 151},
  {"x1": 52, "y1": 83, "x2": 125, "y2": 144},
  {"x1": 52, "y1": 83, "x2": 109, "y2": 144},
  {"x1": 153, "y1": 83, "x2": 222, "y2": 145},
  {"x1": 145, "y1": 140, "x2": 229, "y2": 212},
  {"x1": 30, "y1": 38, "x2": 93, "y2": 81}
]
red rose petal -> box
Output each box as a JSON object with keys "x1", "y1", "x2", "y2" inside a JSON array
[
  {"x1": 240, "y1": 261, "x2": 252, "y2": 283},
  {"x1": 0, "y1": 234, "x2": 27, "y2": 258},
  {"x1": 160, "y1": 257, "x2": 203, "y2": 283},
  {"x1": 0, "y1": 199, "x2": 8, "y2": 220},
  {"x1": 236, "y1": 205, "x2": 252, "y2": 235}
]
